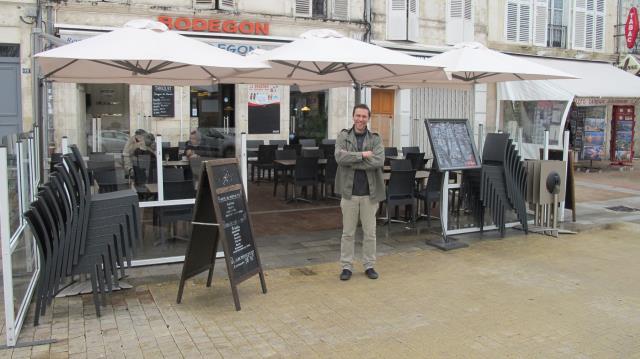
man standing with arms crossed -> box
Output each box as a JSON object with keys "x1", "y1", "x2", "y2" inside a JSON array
[{"x1": 335, "y1": 104, "x2": 385, "y2": 281}]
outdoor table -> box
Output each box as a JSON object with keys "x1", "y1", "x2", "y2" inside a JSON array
[
  {"x1": 383, "y1": 170, "x2": 429, "y2": 182},
  {"x1": 272, "y1": 158, "x2": 328, "y2": 200},
  {"x1": 162, "y1": 160, "x2": 189, "y2": 167}
]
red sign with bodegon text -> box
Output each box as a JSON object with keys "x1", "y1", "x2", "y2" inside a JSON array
[
  {"x1": 158, "y1": 16, "x2": 269, "y2": 36},
  {"x1": 625, "y1": 7, "x2": 639, "y2": 49}
]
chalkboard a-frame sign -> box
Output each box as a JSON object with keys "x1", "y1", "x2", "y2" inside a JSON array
[
  {"x1": 177, "y1": 158, "x2": 267, "y2": 310},
  {"x1": 424, "y1": 119, "x2": 481, "y2": 171}
]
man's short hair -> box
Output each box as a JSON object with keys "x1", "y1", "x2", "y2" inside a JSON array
[
  {"x1": 134, "y1": 129, "x2": 147, "y2": 136},
  {"x1": 352, "y1": 104, "x2": 371, "y2": 117}
]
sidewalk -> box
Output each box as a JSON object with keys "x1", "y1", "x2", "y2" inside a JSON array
[
  {"x1": 2, "y1": 166, "x2": 640, "y2": 358},
  {"x1": 3, "y1": 221, "x2": 640, "y2": 358}
]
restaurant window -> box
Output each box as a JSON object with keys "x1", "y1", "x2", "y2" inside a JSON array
[
  {"x1": 501, "y1": 100, "x2": 568, "y2": 146},
  {"x1": 290, "y1": 90, "x2": 328, "y2": 143},
  {"x1": 189, "y1": 84, "x2": 236, "y2": 158},
  {"x1": 85, "y1": 84, "x2": 130, "y2": 154}
]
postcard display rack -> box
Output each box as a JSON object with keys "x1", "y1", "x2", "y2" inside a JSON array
[{"x1": 610, "y1": 105, "x2": 635, "y2": 165}]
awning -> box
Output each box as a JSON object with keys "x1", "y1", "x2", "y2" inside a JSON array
[{"x1": 498, "y1": 56, "x2": 640, "y2": 101}]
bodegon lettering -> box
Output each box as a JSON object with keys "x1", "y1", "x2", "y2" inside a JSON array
[{"x1": 158, "y1": 16, "x2": 270, "y2": 35}]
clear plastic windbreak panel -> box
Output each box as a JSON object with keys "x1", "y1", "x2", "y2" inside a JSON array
[
  {"x1": 11, "y1": 226, "x2": 37, "y2": 318},
  {"x1": 5, "y1": 137, "x2": 20, "y2": 237}
]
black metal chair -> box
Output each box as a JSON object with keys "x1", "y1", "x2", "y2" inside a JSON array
[
  {"x1": 273, "y1": 149, "x2": 297, "y2": 197},
  {"x1": 406, "y1": 152, "x2": 426, "y2": 171},
  {"x1": 321, "y1": 139, "x2": 336, "y2": 145},
  {"x1": 269, "y1": 139, "x2": 287, "y2": 148},
  {"x1": 284, "y1": 143, "x2": 302, "y2": 156},
  {"x1": 416, "y1": 171, "x2": 442, "y2": 225},
  {"x1": 384, "y1": 147, "x2": 398, "y2": 157},
  {"x1": 302, "y1": 149, "x2": 322, "y2": 158},
  {"x1": 319, "y1": 143, "x2": 335, "y2": 159},
  {"x1": 384, "y1": 170, "x2": 417, "y2": 225},
  {"x1": 402, "y1": 146, "x2": 420, "y2": 157},
  {"x1": 299, "y1": 138, "x2": 317, "y2": 147},
  {"x1": 253, "y1": 144, "x2": 278, "y2": 182},
  {"x1": 282, "y1": 157, "x2": 320, "y2": 203},
  {"x1": 320, "y1": 155, "x2": 339, "y2": 199},
  {"x1": 155, "y1": 179, "x2": 196, "y2": 247},
  {"x1": 390, "y1": 159, "x2": 412, "y2": 171}
]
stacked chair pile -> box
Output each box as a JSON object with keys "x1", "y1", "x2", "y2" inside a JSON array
[
  {"x1": 24, "y1": 145, "x2": 139, "y2": 324},
  {"x1": 479, "y1": 133, "x2": 528, "y2": 236}
]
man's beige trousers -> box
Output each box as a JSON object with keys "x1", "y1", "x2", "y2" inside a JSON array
[{"x1": 340, "y1": 195, "x2": 378, "y2": 271}]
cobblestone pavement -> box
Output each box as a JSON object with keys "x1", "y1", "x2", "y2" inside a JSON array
[{"x1": 2, "y1": 221, "x2": 640, "y2": 358}]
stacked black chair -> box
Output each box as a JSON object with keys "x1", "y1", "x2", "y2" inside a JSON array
[
  {"x1": 24, "y1": 144, "x2": 140, "y2": 324},
  {"x1": 479, "y1": 134, "x2": 528, "y2": 236},
  {"x1": 384, "y1": 170, "x2": 417, "y2": 224}
]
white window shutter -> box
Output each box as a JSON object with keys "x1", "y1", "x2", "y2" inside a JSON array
[
  {"x1": 387, "y1": 0, "x2": 408, "y2": 40},
  {"x1": 585, "y1": 13, "x2": 594, "y2": 49},
  {"x1": 506, "y1": 1, "x2": 519, "y2": 42},
  {"x1": 219, "y1": 0, "x2": 234, "y2": 10},
  {"x1": 195, "y1": 0, "x2": 214, "y2": 5},
  {"x1": 519, "y1": 2, "x2": 531, "y2": 43},
  {"x1": 447, "y1": 0, "x2": 464, "y2": 45},
  {"x1": 533, "y1": 0, "x2": 548, "y2": 46},
  {"x1": 332, "y1": 0, "x2": 349, "y2": 20},
  {"x1": 594, "y1": 0, "x2": 605, "y2": 51},
  {"x1": 463, "y1": 0, "x2": 474, "y2": 42},
  {"x1": 573, "y1": 0, "x2": 586, "y2": 49},
  {"x1": 407, "y1": 0, "x2": 419, "y2": 42},
  {"x1": 296, "y1": 0, "x2": 312, "y2": 17}
]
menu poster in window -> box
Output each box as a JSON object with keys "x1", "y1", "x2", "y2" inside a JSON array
[
  {"x1": 424, "y1": 119, "x2": 481, "y2": 171},
  {"x1": 152, "y1": 85, "x2": 175, "y2": 117},
  {"x1": 248, "y1": 84, "x2": 280, "y2": 134},
  {"x1": 177, "y1": 158, "x2": 266, "y2": 311},
  {"x1": 582, "y1": 117, "x2": 606, "y2": 161}
]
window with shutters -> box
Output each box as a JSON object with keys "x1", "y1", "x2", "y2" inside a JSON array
[
  {"x1": 547, "y1": 0, "x2": 567, "y2": 48},
  {"x1": 505, "y1": 0, "x2": 532, "y2": 44},
  {"x1": 386, "y1": 0, "x2": 419, "y2": 42},
  {"x1": 572, "y1": 0, "x2": 605, "y2": 51},
  {"x1": 446, "y1": 0, "x2": 474, "y2": 45},
  {"x1": 193, "y1": 0, "x2": 233, "y2": 10},
  {"x1": 296, "y1": 0, "x2": 329, "y2": 18},
  {"x1": 332, "y1": 0, "x2": 349, "y2": 20}
]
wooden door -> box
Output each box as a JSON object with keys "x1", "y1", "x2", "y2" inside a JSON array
[{"x1": 370, "y1": 89, "x2": 394, "y2": 146}]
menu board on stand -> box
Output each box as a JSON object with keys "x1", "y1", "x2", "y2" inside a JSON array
[
  {"x1": 424, "y1": 119, "x2": 481, "y2": 250},
  {"x1": 177, "y1": 158, "x2": 267, "y2": 310},
  {"x1": 611, "y1": 105, "x2": 636, "y2": 165}
]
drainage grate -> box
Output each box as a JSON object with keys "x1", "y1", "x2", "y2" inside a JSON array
[{"x1": 605, "y1": 206, "x2": 640, "y2": 212}]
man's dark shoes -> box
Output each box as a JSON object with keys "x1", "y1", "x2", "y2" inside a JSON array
[
  {"x1": 365, "y1": 268, "x2": 379, "y2": 279},
  {"x1": 340, "y1": 269, "x2": 352, "y2": 281}
]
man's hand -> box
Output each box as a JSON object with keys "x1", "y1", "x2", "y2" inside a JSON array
[{"x1": 362, "y1": 151, "x2": 374, "y2": 158}]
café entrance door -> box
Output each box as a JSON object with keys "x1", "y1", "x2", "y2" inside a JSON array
[{"x1": 370, "y1": 89, "x2": 394, "y2": 146}]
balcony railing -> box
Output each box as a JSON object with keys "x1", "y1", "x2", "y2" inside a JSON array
[{"x1": 547, "y1": 24, "x2": 567, "y2": 48}]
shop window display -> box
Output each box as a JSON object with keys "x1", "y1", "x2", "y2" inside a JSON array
[
  {"x1": 290, "y1": 90, "x2": 328, "y2": 143},
  {"x1": 501, "y1": 100, "x2": 568, "y2": 146}
]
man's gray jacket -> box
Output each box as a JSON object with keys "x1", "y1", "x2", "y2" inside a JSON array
[{"x1": 334, "y1": 127, "x2": 385, "y2": 202}]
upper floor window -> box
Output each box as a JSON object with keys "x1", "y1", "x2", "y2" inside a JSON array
[
  {"x1": 572, "y1": 0, "x2": 605, "y2": 52},
  {"x1": 446, "y1": 0, "x2": 474, "y2": 45},
  {"x1": 194, "y1": 0, "x2": 234, "y2": 10},
  {"x1": 547, "y1": 0, "x2": 567, "y2": 48},
  {"x1": 295, "y1": 0, "x2": 349, "y2": 20},
  {"x1": 386, "y1": 0, "x2": 419, "y2": 42}
]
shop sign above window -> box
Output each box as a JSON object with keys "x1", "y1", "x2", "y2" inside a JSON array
[{"x1": 157, "y1": 16, "x2": 269, "y2": 35}]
